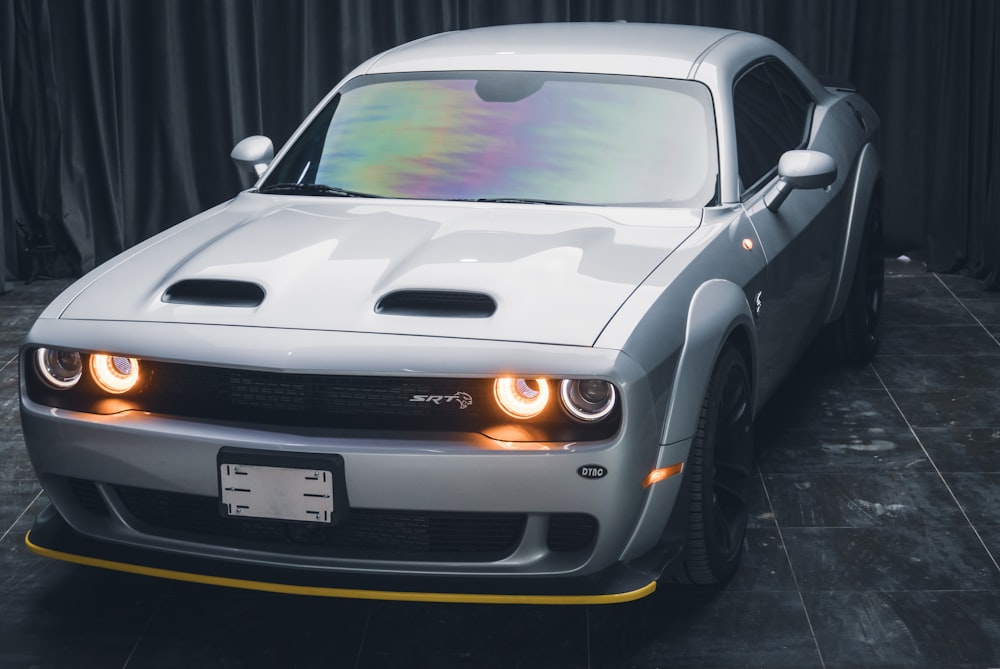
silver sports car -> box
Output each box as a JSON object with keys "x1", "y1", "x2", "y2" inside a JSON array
[{"x1": 21, "y1": 22, "x2": 882, "y2": 604}]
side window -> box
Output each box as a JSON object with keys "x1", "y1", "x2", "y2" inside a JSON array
[
  {"x1": 733, "y1": 60, "x2": 813, "y2": 195},
  {"x1": 767, "y1": 62, "x2": 814, "y2": 146}
]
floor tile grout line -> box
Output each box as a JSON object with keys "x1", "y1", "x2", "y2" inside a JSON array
[
  {"x1": 876, "y1": 353, "x2": 1000, "y2": 357},
  {"x1": 933, "y1": 272, "x2": 1000, "y2": 349},
  {"x1": 121, "y1": 596, "x2": 165, "y2": 669},
  {"x1": 0, "y1": 488, "x2": 43, "y2": 545},
  {"x1": 757, "y1": 468, "x2": 827, "y2": 669},
  {"x1": 1, "y1": 353, "x2": 16, "y2": 372},
  {"x1": 870, "y1": 364, "x2": 1000, "y2": 575},
  {"x1": 352, "y1": 601, "x2": 376, "y2": 669}
]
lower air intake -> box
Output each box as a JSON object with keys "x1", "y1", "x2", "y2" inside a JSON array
[{"x1": 113, "y1": 485, "x2": 527, "y2": 562}]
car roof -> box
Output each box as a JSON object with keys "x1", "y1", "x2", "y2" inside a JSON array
[{"x1": 362, "y1": 22, "x2": 748, "y2": 80}]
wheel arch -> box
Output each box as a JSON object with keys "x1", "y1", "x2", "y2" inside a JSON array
[
  {"x1": 617, "y1": 279, "x2": 756, "y2": 573},
  {"x1": 660, "y1": 279, "x2": 758, "y2": 446},
  {"x1": 825, "y1": 143, "x2": 883, "y2": 324}
]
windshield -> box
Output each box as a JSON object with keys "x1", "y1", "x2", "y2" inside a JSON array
[{"x1": 263, "y1": 71, "x2": 719, "y2": 207}]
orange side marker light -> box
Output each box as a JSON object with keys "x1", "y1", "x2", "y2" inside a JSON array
[{"x1": 642, "y1": 462, "x2": 684, "y2": 489}]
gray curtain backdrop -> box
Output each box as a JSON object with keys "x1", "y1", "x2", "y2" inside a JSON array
[{"x1": 2, "y1": 0, "x2": 999, "y2": 288}]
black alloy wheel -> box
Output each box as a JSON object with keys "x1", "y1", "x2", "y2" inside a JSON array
[{"x1": 681, "y1": 344, "x2": 754, "y2": 585}]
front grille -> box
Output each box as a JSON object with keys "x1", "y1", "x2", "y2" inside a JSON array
[
  {"x1": 114, "y1": 486, "x2": 527, "y2": 562},
  {"x1": 25, "y1": 352, "x2": 623, "y2": 441},
  {"x1": 152, "y1": 366, "x2": 494, "y2": 427}
]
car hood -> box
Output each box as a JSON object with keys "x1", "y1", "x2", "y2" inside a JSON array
[{"x1": 59, "y1": 194, "x2": 700, "y2": 346}]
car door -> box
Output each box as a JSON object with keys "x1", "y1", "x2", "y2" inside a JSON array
[{"x1": 735, "y1": 60, "x2": 840, "y2": 398}]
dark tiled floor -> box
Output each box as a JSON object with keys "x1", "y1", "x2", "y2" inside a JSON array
[{"x1": 2, "y1": 258, "x2": 999, "y2": 668}]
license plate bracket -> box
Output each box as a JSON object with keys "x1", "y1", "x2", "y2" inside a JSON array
[{"x1": 217, "y1": 447, "x2": 348, "y2": 525}]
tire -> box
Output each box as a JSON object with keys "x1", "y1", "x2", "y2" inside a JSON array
[
  {"x1": 679, "y1": 344, "x2": 754, "y2": 586},
  {"x1": 828, "y1": 199, "x2": 884, "y2": 364}
]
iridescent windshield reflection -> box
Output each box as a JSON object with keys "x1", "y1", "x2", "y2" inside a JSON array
[{"x1": 291, "y1": 72, "x2": 717, "y2": 206}]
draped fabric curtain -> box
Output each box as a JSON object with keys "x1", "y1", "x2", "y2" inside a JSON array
[{"x1": 2, "y1": 0, "x2": 998, "y2": 289}]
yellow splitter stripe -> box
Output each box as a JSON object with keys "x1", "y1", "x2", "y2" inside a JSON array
[{"x1": 25, "y1": 531, "x2": 656, "y2": 605}]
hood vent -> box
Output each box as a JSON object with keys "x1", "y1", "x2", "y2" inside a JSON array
[
  {"x1": 376, "y1": 290, "x2": 496, "y2": 318},
  {"x1": 162, "y1": 279, "x2": 265, "y2": 307}
]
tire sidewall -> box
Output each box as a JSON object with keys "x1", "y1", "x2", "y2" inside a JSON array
[{"x1": 684, "y1": 344, "x2": 753, "y2": 584}]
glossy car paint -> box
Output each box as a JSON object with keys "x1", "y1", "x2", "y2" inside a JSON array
[
  {"x1": 51, "y1": 201, "x2": 703, "y2": 347},
  {"x1": 20, "y1": 22, "x2": 881, "y2": 598}
]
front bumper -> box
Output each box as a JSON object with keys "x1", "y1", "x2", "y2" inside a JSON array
[
  {"x1": 21, "y1": 323, "x2": 692, "y2": 599},
  {"x1": 27, "y1": 505, "x2": 657, "y2": 604}
]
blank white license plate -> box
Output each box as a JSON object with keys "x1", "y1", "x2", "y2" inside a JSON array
[{"x1": 219, "y1": 463, "x2": 334, "y2": 523}]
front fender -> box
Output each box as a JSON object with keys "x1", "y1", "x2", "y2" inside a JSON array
[
  {"x1": 618, "y1": 278, "x2": 756, "y2": 564},
  {"x1": 661, "y1": 279, "x2": 757, "y2": 446}
]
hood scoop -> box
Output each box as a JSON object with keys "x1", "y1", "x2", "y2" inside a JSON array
[
  {"x1": 162, "y1": 279, "x2": 265, "y2": 307},
  {"x1": 375, "y1": 290, "x2": 496, "y2": 318}
]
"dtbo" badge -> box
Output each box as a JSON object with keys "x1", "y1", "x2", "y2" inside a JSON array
[{"x1": 577, "y1": 465, "x2": 607, "y2": 480}]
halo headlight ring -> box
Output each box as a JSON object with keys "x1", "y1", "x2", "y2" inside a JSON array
[
  {"x1": 89, "y1": 354, "x2": 141, "y2": 394},
  {"x1": 559, "y1": 379, "x2": 617, "y2": 422},
  {"x1": 494, "y1": 377, "x2": 551, "y2": 419},
  {"x1": 35, "y1": 348, "x2": 84, "y2": 390}
]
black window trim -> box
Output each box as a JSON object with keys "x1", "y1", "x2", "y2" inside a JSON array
[{"x1": 734, "y1": 57, "x2": 817, "y2": 201}]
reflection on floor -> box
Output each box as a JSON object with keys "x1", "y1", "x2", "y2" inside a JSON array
[{"x1": 2, "y1": 258, "x2": 998, "y2": 668}]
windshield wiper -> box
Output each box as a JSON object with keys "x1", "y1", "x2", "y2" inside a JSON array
[
  {"x1": 257, "y1": 183, "x2": 382, "y2": 198},
  {"x1": 450, "y1": 197, "x2": 575, "y2": 205}
]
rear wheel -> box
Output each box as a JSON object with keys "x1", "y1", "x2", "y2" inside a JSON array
[
  {"x1": 680, "y1": 344, "x2": 753, "y2": 585},
  {"x1": 828, "y1": 199, "x2": 884, "y2": 363}
]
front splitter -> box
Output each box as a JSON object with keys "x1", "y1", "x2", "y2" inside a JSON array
[{"x1": 25, "y1": 504, "x2": 656, "y2": 605}]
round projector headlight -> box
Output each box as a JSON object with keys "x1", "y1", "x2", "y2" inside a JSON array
[
  {"x1": 494, "y1": 377, "x2": 550, "y2": 419},
  {"x1": 36, "y1": 348, "x2": 83, "y2": 389},
  {"x1": 560, "y1": 379, "x2": 616, "y2": 422},
  {"x1": 90, "y1": 354, "x2": 141, "y2": 394}
]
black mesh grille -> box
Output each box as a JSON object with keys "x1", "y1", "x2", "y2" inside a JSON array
[
  {"x1": 547, "y1": 513, "x2": 598, "y2": 552},
  {"x1": 147, "y1": 365, "x2": 499, "y2": 429},
  {"x1": 25, "y1": 352, "x2": 622, "y2": 441},
  {"x1": 68, "y1": 478, "x2": 109, "y2": 515},
  {"x1": 113, "y1": 486, "x2": 527, "y2": 561}
]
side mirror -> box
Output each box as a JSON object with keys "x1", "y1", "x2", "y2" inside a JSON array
[
  {"x1": 764, "y1": 150, "x2": 837, "y2": 212},
  {"x1": 230, "y1": 135, "x2": 274, "y2": 178}
]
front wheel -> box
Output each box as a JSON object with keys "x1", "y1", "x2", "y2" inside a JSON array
[{"x1": 679, "y1": 344, "x2": 754, "y2": 585}]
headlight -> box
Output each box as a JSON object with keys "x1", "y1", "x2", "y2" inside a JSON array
[
  {"x1": 494, "y1": 377, "x2": 550, "y2": 419},
  {"x1": 90, "y1": 354, "x2": 141, "y2": 394},
  {"x1": 560, "y1": 379, "x2": 616, "y2": 422},
  {"x1": 35, "y1": 348, "x2": 83, "y2": 389}
]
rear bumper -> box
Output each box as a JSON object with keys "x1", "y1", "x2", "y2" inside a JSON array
[{"x1": 27, "y1": 504, "x2": 657, "y2": 605}]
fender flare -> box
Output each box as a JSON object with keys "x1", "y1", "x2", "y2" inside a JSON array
[
  {"x1": 660, "y1": 279, "x2": 757, "y2": 446},
  {"x1": 825, "y1": 143, "x2": 882, "y2": 323}
]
